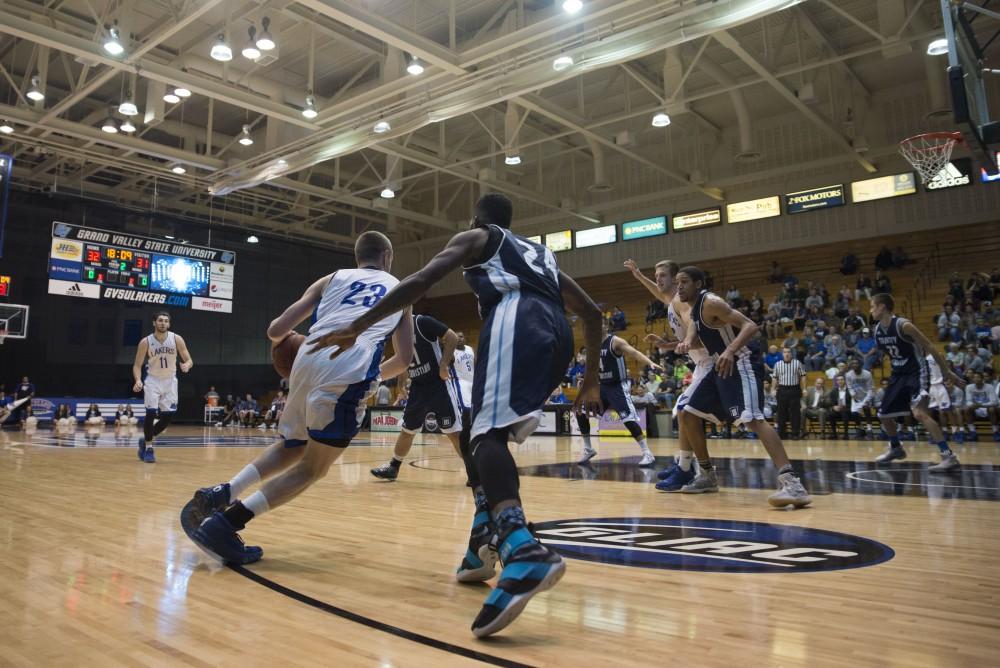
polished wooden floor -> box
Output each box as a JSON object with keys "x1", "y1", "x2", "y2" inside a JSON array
[{"x1": 0, "y1": 424, "x2": 998, "y2": 667}]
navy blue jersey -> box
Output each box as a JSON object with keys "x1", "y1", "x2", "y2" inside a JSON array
[
  {"x1": 599, "y1": 335, "x2": 627, "y2": 385},
  {"x1": 463, "y1": 225, "x2": 563, "y2": 320},
  {"x1": 875, "y1": 316, "x2": 922, "y2": 376},
  {"x1": 690, "y1": 290, "x2": 752, "y2": 359},
  {"x1": 408, "y1": 315, "x2": 452, "y2": 387}
]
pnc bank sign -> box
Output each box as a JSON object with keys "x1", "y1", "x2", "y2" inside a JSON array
[{"x1": 533, "y1": 518, "x2": 894, "y2": 573}]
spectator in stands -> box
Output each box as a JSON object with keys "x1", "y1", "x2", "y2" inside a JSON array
[
  {"x1": 840, "y1": 252, "x2": 858, "y2": 275},
  {"x1": 643, "y1": 369, "x2": 662, "y2": 397},
  {"x1": 855, "y1": 273, "x2": 873, "y2": 302},
  {"x1": 749, "y1": 292, "x2": 763, "y2": 313},
  {"x1": 874, "y1": 378, "x2": 889, "y2": 414},
  {"x1": 566, "y1": 357, "x2": 585, "y2": 386},
  {"x1": 646, "y1": 299, "x2": 667, "y2": 323},
  {"x1": 834, "y1": 285, "x2": 852, "y2": 318},
  {"x1": 780, "y1": 330, "x2": 799, "y2": 355},
  {"x1": 974, "y1": 317, "x2": 992, "y2": 349},
  {"x1": 263, "y1": 391, "x2": 286, "y2": 429},
  {"x1": 238, "y1": 393, "x2": 258, "y2": 427},
  {"x1": 54, "y1": 403, "x2": 72, "y2": 429},
  {"x1": 991, "y1": 316, "x2": 1000, "y2": 353},
  {"x1": 874, "y1": 245, "x2": 893, "y2": 271},
  {"x1": 805, "y1": 336, "x2": 827, "y2": 372},
  {"x1": 204, "y1": 386, "x2": 220, "y2": 406},
  {"x1": 945, "y1": 378, "x2": 966, "y2": 441},
  {"x1": 825, "y1": 334, "x2": 847, "y2": 367},
  {"x1": 115, "y1": 404, "x2": 137, "y2": 426},
  {"x1": 843, "y1": 307, "x2": 866, "y2": 333},
  {"x1": 11, "y1": 376, "x2": 34, "y2": 426},
  {"x1": 802, "y1": 377, "x2": 829, "y2": 438},
  {"x1": 947, "y1": 272, "x2": 965, "y2": 302},
  {"x1": 762, "y1": 380, "x2": 778, "y2": 422},
  {"x1": 789, "y1": 302, "x2": 806, "y2": 331},
  {"x1": 813, "y1": 320, "x2": 830, "y2": 342},
  {"x1": 825, "y1": 362, "x2": 847, "y2": 381},
  {"x1": 969, "y1": 273, "x2": 993, "y2": 308},
  {"x1": 964, "y1": 372, "x2": 1000, "y2": 441},
  {"x1": 768, "y1": 261, "x2": 784, "y2": 283},
  {"x1": 655, "y1": 379, "x2": 677, "y2": 411},
  {"x1": 547, "y1": 385, "x2": 569, "y2": 404},
  {"x1": 945, "y1": 343, "x2": 964, "y2": 374},
  {"x1": 394, "y1": 380, "x2": 410, "y2": 407},
  {"x1": 216, "y1": 394, "x2": 239, "y2": 427},
  {"x1": 631, "y1": 382, "x2": 657, "y2": 409},
  {"x1": 963, "y1": 344, "x2": 987, "y2": 375},
  {"x1": 84, "y1": 403, "x2": 103, "y2": 426},
  {"x1": 891, "y1": 245, "x2": 911, "y2": 268},
  {"x1": 764, "y1": 345, "x2": 782, "y2": 377},
  {"x1": 874, "y1": 270, "x2": 891, "y2": 294},
  {"x1": 609, "y1": 306, "x2": 627, "y2": 332},
  {"x1": 725, "y1": 285, "x2": 741, "y2": 304},
  {"x1": 764, "y1": 307, "x2": 782, "y2": 340},
  {"x1": 826, "y1": 375, "x2": 859, "y2": 439},
  {"x1": 803, "y1": 288, "x2": 822, "y2": 311},
  {"x1": 375, "y1": 383, "x2": 391, "y2": 406}
]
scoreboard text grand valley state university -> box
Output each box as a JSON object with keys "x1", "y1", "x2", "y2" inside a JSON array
[{"x1": 47, "y1": 222, "x2": 235, "y2": 314}]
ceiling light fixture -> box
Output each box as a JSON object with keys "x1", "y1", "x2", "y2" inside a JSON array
[
  {"x1": 406, "y1": 55, "x2": 424, "y2": 76},
  {"x1": 302, "y1": 91, "x2": 318, "y2": 119},
  {"x1": 505, "y1": 154, "x2": 522, "y2": 165},
  {"x1": 164, "y1": 234, "x2": 175, "y2": 240},
  {"x1": 26, "y1": 75, "x2": 45, "y2": 102},
  {"x1": 927, "y1": 38, "x2": 949, "y2": 56},
  {"x1": 118, "y1": 91, "x2": 138, "y2": 117},
  {"x1": 174, "y1": 86, "x2": 191, "y2": 98},
  {"x1": 101, "y1": 116, "x2": 119, "y2": 133},
  {"x1": 562, "y1": 0, "x2": 583, "y2": 13},
  {"x1": 651, "y1": 111, "x2": 671, "y2": 127},
  {"x1": 0, "y1": 121, "x2": 14, "y2": 134},
  {"x1": 256, "y1": 17, "x2": 275, "y2": 51},
  {"x1": 163, "y1": 91, "x2": 181, "y2": 104},
  {"x1": 243, "y1": 26, "x2": 261, "y2": 60},
  {"x1": 247, "y1": 235, "x2": 260, "y2": 243},
  {"x1": 238, "y1": 124, "x2": 254, "y2": 145},
  {"x1": 120, "y1": 118, "x2": 136, "y2": 133},
  {"x1": 104, "y1": 21, "x2": 125, "y2": 56},
  {"x1": 552, "y1": 54, "x2": 574, "y2": 71},
  {"x1": 277, "y1": 158, "x2": 287, "y2": 166},
  {"x1": 373, "y1": 120, "x2": 391, "y2": 134},
  {"x1": 171, "y1": 164, "x2": 187, "y2": 174},
  {"x1": 210, "y1": 33, "x2": 233, "y2": 61},
  {"x1": 380, "y1": 187, "x2": 395, "y2": 199}
]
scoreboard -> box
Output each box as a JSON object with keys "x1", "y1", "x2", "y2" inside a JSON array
[{"x1": 47, "y1": 222, "x2": 235, "y2": 313}]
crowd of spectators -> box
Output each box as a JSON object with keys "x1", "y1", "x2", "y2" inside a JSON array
[{"x1": 212, "y1": 388, "x2": 286, "y2": 429}]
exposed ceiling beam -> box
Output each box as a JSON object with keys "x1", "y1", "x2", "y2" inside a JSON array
[{"x1": 795, "y1": 6, "x2": 871, "y2": 98}]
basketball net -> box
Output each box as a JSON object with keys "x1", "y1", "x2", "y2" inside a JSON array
[{"x1": 899, "y1": 132, "x2": 962, "y2": 184}]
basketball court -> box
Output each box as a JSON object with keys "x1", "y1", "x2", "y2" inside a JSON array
[{"x1": 1, "y1": 1, "x2": 1000, "y2": 666}]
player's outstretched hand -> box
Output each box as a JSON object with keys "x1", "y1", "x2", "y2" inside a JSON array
[
  {"x1": 623, "y1": 258, "x2": 640, "y2": 275},
  {"x1": 648, "y1": 362, "x2": 664, "y2": 373},
  {"x1": 675, "y1": 340, "x2": 691, "y2": 355},
  {"x1": 947, "y1": 371, "x2": 967, "y2": 389},
  {"x1": 306, "y1": 328, "x2": 357, "y2": 360},
  {"x1": 574, "y1": 379, "x2": 602, "y2": 417},
  {"x1": 133, "y1": 381, "x2": 143, "y2": 393}
]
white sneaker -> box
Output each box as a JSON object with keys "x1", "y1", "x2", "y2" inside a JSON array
[
  {"x1": 578, "y1": 446, "x2": 597, "y2": 464},
  {"x1": 681, "y1": 469, "x2": 719, "y2": 494},
  {"x1": 638, "y1": 451, "x2": 656, "y2": 467},
  {"x1": 768, "y1": 472, "x2": 812, "y2": 508},
  {"x1": 928, "y1": 452, "x2": 960, "y2": 474}
]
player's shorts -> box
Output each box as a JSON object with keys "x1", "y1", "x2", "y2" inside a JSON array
[
  {"x1": 928, "y1": 383, "x2": 951, "y2": 411},
  {"x1": 673, "y1": 358, "x2": 714, "y2": 418},
  {"x1": 471, "y1": 295, "x2": 573, "y2": 443},
  {"x1": 877, "y1": 372, "x2": 929, "y2": 418},
  {"x1": 279, "y1": 340, "x2": 383, "y2": 447},
  {"x1": 595, "y1": 380, "x2": 639, "y2": 423},
  {"x1": 402, "y1": 380, "x2": 462, "y2": 434},
  {"x1": 682, "y1": 355, "x2": 766, "y2": 426},
  {"x1": 144, "y1": 375, "x2": 178, "y2": 412}
]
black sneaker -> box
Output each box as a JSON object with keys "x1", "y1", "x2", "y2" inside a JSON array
[{"x1": 371, "y1": 463, "x2": 399, "y2": 480}]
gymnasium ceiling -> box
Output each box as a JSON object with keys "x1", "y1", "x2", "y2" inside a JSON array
[{"x1": 0, "y1": 0, "x2": 979, "y2": 250}]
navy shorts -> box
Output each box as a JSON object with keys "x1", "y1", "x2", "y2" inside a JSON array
[
  {"x1": 877, "y1": 372, "x2": 929, "y2": 418},
  {"x1": 599, "y1": 381, "x2": 638, "y2": 422},
  {"x1": 682, "y1": 356, "x2": 766, "y2": 426},
  {"x1": 402, "y1": 380, "x2": 462, "y2": 434}
]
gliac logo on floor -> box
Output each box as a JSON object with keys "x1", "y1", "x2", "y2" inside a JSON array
[{"x1": 533, "y1": 518, "x2": 894, "y2": 573}]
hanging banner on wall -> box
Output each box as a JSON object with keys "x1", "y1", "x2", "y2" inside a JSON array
[
  {"x1": 622, "y1": 216, "x2": 668, "y2": 240},
  {"x1": 726, "y1": 196, "x2": 781, "y2": 223},
  {"x1": 784, "y1": 184, "x2": 846, "y2": 214},
  {"x1": 544, "y1": 230, "x2": 572, "y2": 252},
  {"x1": 850, "y1": 173, "x2": 916, "y2": 203},
  {"x1": 671, "y1": 207, "x2": 722, "y2": 231},
  {"x1": 925, "y1": 158, "x2": 973, "y2": 190},
  {"x1": 575, "y1": 225, "x2": 617, "y2": 248}
]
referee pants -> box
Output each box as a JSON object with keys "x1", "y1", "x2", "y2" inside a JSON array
[{"x1": 775, "y1": 386, "x2": 802, "y2": 439}]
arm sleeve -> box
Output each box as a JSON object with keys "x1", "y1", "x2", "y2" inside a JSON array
[{"x1": 416, "y1": 315, "x2": 449, "y2": 341}]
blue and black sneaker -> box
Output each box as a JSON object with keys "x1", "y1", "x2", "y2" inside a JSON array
[
  {"x1": 456, "y1": 514, "x2": 498, "y2": 583},
  {"x1": 470, "y1": 507, "x2": 565, "y2": 638},
  {"x1": 143, "y1": 447, "x2": 155, "y2": 463},
  {"x1": 190, "y1": 512, "x2": 263, "y2": 565},
  {"x1": 655, "y1": 462, "x2": 695, "y2": 492},
  {"x1": 137, "y1": 436, "x2": 146, "y2": 461},
  {"x1": 192, "y1": 483, "x2": 231, "y2": 526}
]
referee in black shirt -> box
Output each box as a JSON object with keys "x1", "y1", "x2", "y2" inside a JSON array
[{"x1": 773, "y1": 347, "x2": 805, "y2": 439}]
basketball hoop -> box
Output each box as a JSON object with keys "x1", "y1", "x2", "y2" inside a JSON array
[{"x1": 899, "y1": 132, "x2": 963, "y2": 184}]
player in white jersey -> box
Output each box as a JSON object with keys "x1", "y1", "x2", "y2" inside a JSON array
[
  {"x1": 624, "y1": 258, "x2": 714, "y2": 492},
  {"x1": 182, "y1": 232, "x2": 414, "y2": 565},
  {"x1": 132, "y1": 311, "x2": 193, "y2": 463},
  {"x1": 453, "y1": 331, "x2": 475, "y2": 415}
]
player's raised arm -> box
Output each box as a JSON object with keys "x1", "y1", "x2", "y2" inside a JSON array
[
  {"x1": 438, "y1": 328, "x2": 460, "y2": 381},
  {"x1": 901, "y1": 320, "x2": 965, "y2": 388},
  {"x1": 624, "y1": 259, "x2": 670, "y2": 302},
  {"x1": 559, "y1": 270, "x2": 603, "y2": 414},
  {"x1": 612, "y1": 336, "x2": 662, "y2": 372},
  {"x1": 132, "y1": 337, "x2": 149, "y2": 392},
  {"x1": 379, "y1": 307, "x2": 415, "y2": 379},
  {"x1": 175, "y1": 334, "x2": 193, "y2": 372},
  {"x1": 266, "y1": 274, "x2": 332, "y2": 343}
]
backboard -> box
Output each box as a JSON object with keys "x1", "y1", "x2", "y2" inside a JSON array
[
  {"x1": 0, "y1": 303, "x2": 29, "y2": 342},
  {"x1": 942, "y1": 0, "x2": 1000, "y2": 174}
]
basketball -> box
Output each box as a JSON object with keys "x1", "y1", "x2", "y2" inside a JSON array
[{"x1": 272, "y1": 332, "x2": 305, "y2": 379}]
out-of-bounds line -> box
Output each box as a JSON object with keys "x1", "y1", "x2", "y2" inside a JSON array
[{"x1": 228, "y1": 564, "x2": 536, "y2": 668}]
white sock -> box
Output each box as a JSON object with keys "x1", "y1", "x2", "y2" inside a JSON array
[
  {"x1": 677, "y1": 450, "x2": 694, "y2": 471},
  {"x1": 243, "y1": 490, "x2": 271, "y2": 518},
  {"x1": 392, "y1": 455, "x2": 404, "y2": 464},
  {"x1": 229, "y1": 464, "x2": 261, "y2": 501},
  {"x1": 638, "y1": 438, "x2": 650, "y2": 453}
]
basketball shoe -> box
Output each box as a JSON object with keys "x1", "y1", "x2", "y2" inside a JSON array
[
  {"x1": 655, "y1": 459, "x2": 695, "y2": 492},
  {"x1": 190, "y1": 483, "x2": 231, "y2": 526},
  {"x1": 875, "y1": 445, "x2": 907, "y2": 463},
  {"x1": 143, "y1": 447, "x2": 155, "y2": 463},
  {"x1": 928, "y1": 451, "x2": 960, "y2": 473},
  {"x1": 578, "y1": 445, "x2": 597, "y2": 464},
  {"x1": 370, "y1": 462, "x2": 399, "y2": 480},
  {"x1": 136, "y1": 436, "x2": 146, "y2": 460},
  {"x1": 456, "y1": 492, "x2": 498, "y2": 583},
  {"x1": 680, "y1": 469, "x2": 719, "y2": 493},
  {"x1": 470, "y1": 507, "x2": 565, "y2": 638},
  {"x1": 190, "y1": 512, "x2": 263, "y2": 565},
  {"x1": 768, "y1": 472, "x2": 812, "y2": 508}
]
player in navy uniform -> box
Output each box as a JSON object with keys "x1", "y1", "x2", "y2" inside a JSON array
[
  {"x1": 132, "y1": 311, "x2": 193, "y2": 463},
  {"x1": 577, "y1": 322, "x2": 662, "y2": 466},
  {"x1": 371, "y1": 314, "x2": 464, "y2": 481},
  {"x1": 870, "y1": 293, "x2": 964, "y2": 471},
  {"x1": 675, "y1": 266, "x2": 812, "y2": 507},
  {"x1": 310, "y1": 193, "x2": 602, "y2": 638}
]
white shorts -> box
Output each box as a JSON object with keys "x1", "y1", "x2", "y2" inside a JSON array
[
  {"x1": 928, "y1": 383, "x2": 950, "y2": 411},
  {"x1": 673, "y1": 358, "x2": 714, "y2": 418},
  {"x1": 279, "y1": 342, "x2": 380, "y2": 446},
  {"x1": 144, "y1": 375, "x2": 178, "y2": 412}
]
